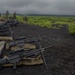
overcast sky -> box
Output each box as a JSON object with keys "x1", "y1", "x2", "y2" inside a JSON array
[{"x1": 0, "y1": 0, "x2": 75, "y2": 15}]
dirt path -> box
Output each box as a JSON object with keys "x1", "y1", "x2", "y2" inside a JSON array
[{"x1": 0, "y1": 23, "x2": 75, "y2": 75}]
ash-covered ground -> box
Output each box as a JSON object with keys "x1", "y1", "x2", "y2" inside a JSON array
[{"x1": 0, "y1": 23, "x2": 75, "y2": 75}]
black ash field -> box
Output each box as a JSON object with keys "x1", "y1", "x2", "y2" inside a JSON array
[{"x1": 0, "y1": 23, "x2": 75, "y2": 75}]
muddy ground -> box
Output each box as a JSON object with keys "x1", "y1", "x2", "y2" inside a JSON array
[{"x1": 0, "y1": 23, "x2": 75, "y2": 75}]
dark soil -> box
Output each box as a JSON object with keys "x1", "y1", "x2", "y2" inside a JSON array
[{"x1": 0, "y1": 23, "x2": 75, "y2": 75}]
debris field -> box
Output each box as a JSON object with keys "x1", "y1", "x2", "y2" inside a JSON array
[{"x1": 0, "y1": 23, "x2": 75, "y2": 75}]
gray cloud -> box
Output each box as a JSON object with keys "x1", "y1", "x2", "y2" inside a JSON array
[{"x1": 0, "y1": 0, "x2": 75, "y2": 15}]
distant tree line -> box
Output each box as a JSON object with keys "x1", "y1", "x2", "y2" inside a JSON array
[
  {"x1": 0, "y1": 10, "x2": 17, "y2": 19},
  {"x1": 0, "y1": 10, "x2": 29, "y2": 22}
]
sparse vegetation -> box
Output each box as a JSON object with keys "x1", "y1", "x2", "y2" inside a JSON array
[
  {"x1": 5, "y1": 10, "x2": 9, "y2": 19},
  {"x1": 13, "y1": 12, "x2": 16, "y2": 19},
  {"x1": 13, "y1": 15, "x2": 75, "y2": 35}
]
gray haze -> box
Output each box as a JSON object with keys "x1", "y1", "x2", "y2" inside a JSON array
[{"x1": 0, "y1": 0, "x2": 75, "y2": 15}]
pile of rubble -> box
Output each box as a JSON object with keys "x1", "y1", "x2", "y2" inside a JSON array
[{"x1": 0, "y1": 20, "x2": 49, "y2": 69}]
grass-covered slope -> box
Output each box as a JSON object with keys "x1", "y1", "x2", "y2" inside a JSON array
[{"x1": 16, "y1": 16, "x2": 75, "y2": 35}]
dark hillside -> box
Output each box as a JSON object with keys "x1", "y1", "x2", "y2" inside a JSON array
[{"x1": 0, "y1": 23, "x2": 75, "y2": 75}]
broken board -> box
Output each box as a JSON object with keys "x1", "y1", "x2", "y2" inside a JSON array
[
  {"x1": 2, "y1": 43, "x2": 43, "y2": 67},
  {"x1": 0, "y1": 41, "x2": 5, "y2": 55},
  {"x1": 0, "y1": 36, "x2": 13, "y2": 41}
]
